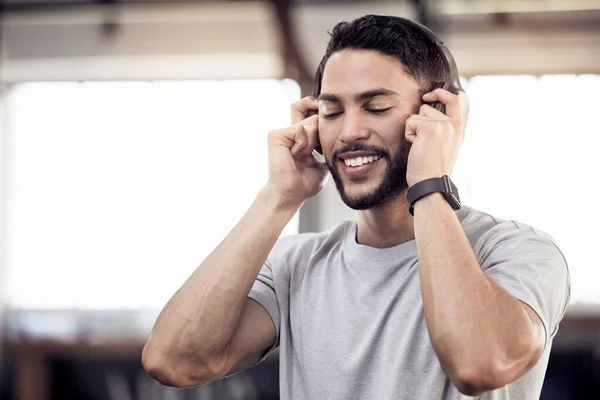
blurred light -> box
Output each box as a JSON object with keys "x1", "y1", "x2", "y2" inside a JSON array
[
  {"x1": 3, "y1": 79, "x2": 301, "y2": 309},
  {"x1": 453, "y1": 74, "x2": 600, "y2": 306}
]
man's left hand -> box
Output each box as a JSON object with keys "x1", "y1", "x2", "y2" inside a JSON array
[{"x1": 404, "y1": 89, "x2": 469, "y2": 188}]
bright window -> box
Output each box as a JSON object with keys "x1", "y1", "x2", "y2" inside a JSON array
[
  {"x1": 3, "y1": 75, "x2": 598, "y2": 309},
  {"x1": 3, "y1": 79, "x2": 301, "y2": 309},
  {"x1": 453, "y1": 74, "x2": 600, "y2": 306}
]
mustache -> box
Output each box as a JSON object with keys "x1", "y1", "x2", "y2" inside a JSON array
[{"x1": 331, "y1": 143, "x2": 391, "y2": 161}]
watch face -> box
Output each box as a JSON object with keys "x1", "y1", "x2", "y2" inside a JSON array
[
  {"x1": 446, "y1": 192, "x2": 461, "y2": 210},
  {"x1": 443, "y1": 175, "x2": 460, "y2": 204}
]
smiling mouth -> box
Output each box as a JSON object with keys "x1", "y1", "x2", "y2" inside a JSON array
[
  {"x1": 336, "y1": 154, "x2": 385, "y2": 180},
  {"x1": 342, "y1": 154, "x2": 382, "y2": 167}
]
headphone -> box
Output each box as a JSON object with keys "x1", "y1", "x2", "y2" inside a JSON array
[{"x1": 310, "y1": 16, "x2": 465, "y2": 157}]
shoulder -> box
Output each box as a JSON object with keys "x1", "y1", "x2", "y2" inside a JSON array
[
  {"x1": 459, "y1": 207, "x2": 571, "y2": 336},
  {"x1": 459, "y1": 207, "x2": 569, "y2": 282},
  {"x1": 458, "y1": 206, "x2": 562, "y2": 255}
]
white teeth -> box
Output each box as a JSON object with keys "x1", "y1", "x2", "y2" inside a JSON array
[{"x1": 344, "y1": 155, "x2": 381, "y2": 167}]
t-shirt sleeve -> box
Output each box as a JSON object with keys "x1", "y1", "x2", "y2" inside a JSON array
[
  {"x1": 247, "y1": 257, "x2": 281, "y2": 362},
  {"x1": 476, "y1": 220, "x2": 571, "y2": 344}
]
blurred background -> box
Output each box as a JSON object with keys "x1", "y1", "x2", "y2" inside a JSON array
[{"x1": 0, "y1": 0, "x2": 599, "y2": 399}]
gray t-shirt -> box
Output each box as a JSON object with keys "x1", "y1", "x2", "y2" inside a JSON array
[{"x1": 247, "y1": 206, "x2": 570, "y2": 399}]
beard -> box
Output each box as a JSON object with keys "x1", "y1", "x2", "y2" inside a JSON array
[{"x1": 326, "y1": 141, "x2": 411, "y2": 210}]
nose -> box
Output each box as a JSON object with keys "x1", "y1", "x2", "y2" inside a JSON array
[{"x1": 338, "y1": 110, "x2": 370, "y2": 146}]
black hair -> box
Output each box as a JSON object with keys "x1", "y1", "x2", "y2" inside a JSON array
[{"x1": 314, "y1": 14, "x2": 447, "y2": 96}]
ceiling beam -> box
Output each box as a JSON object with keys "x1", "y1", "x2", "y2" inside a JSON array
[{"x1": 269, "y1": 0, "x2": 313, "y2": 96}]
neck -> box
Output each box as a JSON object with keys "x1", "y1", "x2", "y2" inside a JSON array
[{"x1": 355, "y1": 194, "x2": 414, "y2": 248}]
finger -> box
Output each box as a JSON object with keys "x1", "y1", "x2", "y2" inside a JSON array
[
  {"x1": 407, "y1": 114, "x2": 437, "y2": 124},
  {"x1": 293, "y1": 124, "x2": 319, "y2": 157},
  {"x1": 457, "y1": 92, "x2": 470, "y2": 134},
  {"x1": 289, "y1": 125, "x2": 309, "y2": 156},
  {"x1": 419, "y1": 103, "x2": 449, "y2": 119},
  {"x1": 270, "y1": 114, "x2": 318, "y2": 150},
  {"x1": 422, "y1": 89, "x2": 462, "y2": 121},
  {"x1": 288, "y1": 119, "x2": 319, "y2": 157},
  {"x1": 404, "y1": 115, "x2": 419, "y2": 143},
  {"x1": 404, "y1": 114, "x2": 436, "y2": 143},
  {"x1": 291, "y1": 96, "x2": 319, "y2": 124}
]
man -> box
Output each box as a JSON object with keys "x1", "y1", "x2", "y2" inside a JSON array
[{"x1": 142, "y1": 15, "x2": 570, "y2": 399}]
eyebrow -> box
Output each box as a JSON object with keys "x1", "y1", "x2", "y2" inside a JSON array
[{"x1": 318, "y1": 88, "x2": 400, "y2": 104}]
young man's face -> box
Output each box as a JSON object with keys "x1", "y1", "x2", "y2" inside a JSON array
[{"x1": 318, "y1": 48, "x2": 422, "y2": 210}]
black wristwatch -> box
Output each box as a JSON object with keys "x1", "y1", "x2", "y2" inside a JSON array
[{"x1": 407, "y1": 175, "x2": 461, "y2": 216}]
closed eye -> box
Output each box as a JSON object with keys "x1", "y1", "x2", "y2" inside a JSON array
[
  {"x1": 322, "y1": 112, "x2": 342, "y2": 120},
  {"x1": 367, "y1": 108, "x2": 391, "y2": 115},
  {"x1": 322, "y1": 107, "x2": 392, "y2": 119}
]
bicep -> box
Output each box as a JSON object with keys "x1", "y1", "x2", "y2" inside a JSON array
[
  {"x1": 222, "y1": 298, "x2": 277, "y2": 376},
  {"x1": 480, "y1": 223, "x2": 570, "y2": 344},
  {"x1": 477, "y1": 224, "x2": 570, "y2": 385}
]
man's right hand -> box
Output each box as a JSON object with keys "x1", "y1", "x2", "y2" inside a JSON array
[
  {"x1": 265, "y1": 96, "x2": 329, "y2": 208},
  {"x1": 144, "y1": 97, "x2": 330, "y2": 388}
]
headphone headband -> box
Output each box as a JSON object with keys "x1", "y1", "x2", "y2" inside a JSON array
[
  {"x1": 393, "y1": 17, "x2": 463, "y2": 95},
  {"x1": 314, "y1": 16, "x2": 464, "y2": 97}
]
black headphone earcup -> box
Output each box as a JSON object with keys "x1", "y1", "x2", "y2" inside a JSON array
[{"x1": 432, "y1": 101, "x2": 446, "y2": 114}]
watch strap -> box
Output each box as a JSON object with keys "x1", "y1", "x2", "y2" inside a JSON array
[{"x1": 407, "y1": 175, "x2": 460, "y2": 216}]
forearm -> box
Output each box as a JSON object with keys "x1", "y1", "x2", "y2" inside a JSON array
[
  {"x1": 413, "y1": 194, "x2": 536, "y2": 385},
  {"x1": 147, "y1": 186, "x2": 298, "y2": 364}
]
